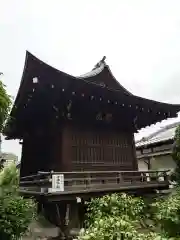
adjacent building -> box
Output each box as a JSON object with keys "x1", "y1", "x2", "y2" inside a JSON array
[{"x1": 136, "y1": 121, "x2": 180, "y2": 171}]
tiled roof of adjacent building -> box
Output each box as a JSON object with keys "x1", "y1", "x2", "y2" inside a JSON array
[{"x1": 136, "y1": 121, "x2": 180, "y2": 148}]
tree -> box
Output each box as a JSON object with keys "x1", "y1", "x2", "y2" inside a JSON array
[
  {"x1": 0, "y1": 75, "x2": 12, "y2": 132},
  {"x1": 0, "y1": 164, "x2": 37, "y2": 239},
  {"x1": 0, "y1": 76, "x2": 36, "y2": 239},
  {"x1": 0, "y1": 75, "x2": 12, "y2": 168}
]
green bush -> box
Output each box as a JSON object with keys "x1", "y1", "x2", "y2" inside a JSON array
[
  {"x1": 151, "y1": 188, "x2": 180, "y2": 238},
  {"x1": 0, "y1": 164, "x2": 37, "y2": 239},
  {"x1": 78, "y1": 193, "x2": 158, "y2": 240},
  {"x1": 0, "y1": 76, "x2": 36, "y2": 239},
  {"x1": 85, "y1": 193, "x2": 145, "y2": 227},
  {"x1": 78, "y1": 192, "x2": 180, "y2": 240}
]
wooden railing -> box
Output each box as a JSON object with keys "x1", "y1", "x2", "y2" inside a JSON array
[{"x1": 19, "y1": 170, "x2": 170, "y2": 195}]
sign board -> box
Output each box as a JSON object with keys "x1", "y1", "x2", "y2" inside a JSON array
[{"x1": 51, "y1": 174, "x2": 64, "y2": 192}]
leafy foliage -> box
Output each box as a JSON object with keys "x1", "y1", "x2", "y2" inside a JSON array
[
  {"x1": 0, "y1": 163, "x2": 19, "y2": 187},
  {"x1": 0, "y1": 164, "x2": 37, "y2": 239},
  {"x1": 79, "y1": 193, "x2": 158, "y2": 240},
  {"x1": 85, "y1": 193, "x2": 145, "y2": 227},
  {"x1": 151, "y1": 188, "x2": 180, "y2": 238},
  {"x1": 0, "y1": 79, "x2": 12, "y2": 132},
  {"x1": 78, "y1": 192, "x2": 180, "y2": 240}
]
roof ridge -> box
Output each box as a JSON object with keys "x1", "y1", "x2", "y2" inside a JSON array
[
  {"x1": 78, "y1": 56, "x2": 133, "y2": 95},
  {"x1": 92, "y1": 56, "x2": 106, "y2": 70},
  {"x1": 78, "y1": 58, "x2": 106, "y2": 79}
]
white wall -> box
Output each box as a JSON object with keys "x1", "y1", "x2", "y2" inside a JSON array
[
  {"x1": 138, "y1": 154, "x2": 176, "y2": 172},
  {"x1": 138, "y1": 160, "x2": 148, "y2": 171},
  {"x1": 151, "y1": 155, "x2": 176, "y2": 171}
]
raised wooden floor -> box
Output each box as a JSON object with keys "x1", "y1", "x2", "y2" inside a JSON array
[{"x1": 19, "y1": 170, "x2": 170, "y2": 200}]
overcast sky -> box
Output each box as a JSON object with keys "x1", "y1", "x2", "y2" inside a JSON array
[{"x1": 1, "y1": 0, "x2": 180, "y2": 159}]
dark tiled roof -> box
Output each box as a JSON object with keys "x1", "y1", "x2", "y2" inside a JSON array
[{"x1": 4, "y1": 51, "x2": 180, "y2": 139}]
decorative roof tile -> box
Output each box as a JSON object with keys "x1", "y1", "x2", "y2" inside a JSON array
[{"x1": 78, "y1": 60, "x2": 106, "y2": 79}]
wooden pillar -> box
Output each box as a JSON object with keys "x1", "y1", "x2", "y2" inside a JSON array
[
  {"x1": 55, "y1": 201, "x2": 83, "y2": 239},
  {"x1": 51, "y1": 131, "x2": 62, "y2": 172},
  {"x1": 132, "y1": 133, "x2": 138, "y2": 170},
  {"x1": 61, "y1": 124, "x2": 72, "y2": 171}
]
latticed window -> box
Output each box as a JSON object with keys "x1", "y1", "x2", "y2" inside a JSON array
[{"x1": 71, "y1": 130, "x2": 134, "y2": 168}]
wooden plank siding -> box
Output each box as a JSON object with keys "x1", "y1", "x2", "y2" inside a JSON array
[{"x1": 62, "y1": 124, "x2": 136, "y2": 171}]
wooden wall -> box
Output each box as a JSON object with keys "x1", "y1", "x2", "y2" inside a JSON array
[
  {"x1": 60, "y1": 123, "x2": 137, "y2": 171},
  {"x1": 20, "y1": 132, "x2": 59, "y2": 177},
  {"x1": 20, "y1": 123, "x2": 137, "y2": 177}
]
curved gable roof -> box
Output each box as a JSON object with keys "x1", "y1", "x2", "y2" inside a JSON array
[
  {"x1": 12, "y1": 51, "x2": 134, "y2": 115},
  {"x1": 4, "y1": 51, "x2": 180, "y2": 139},
  {"x1": 78, "y1": 56, "x2": 133, "y2": 95}
]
